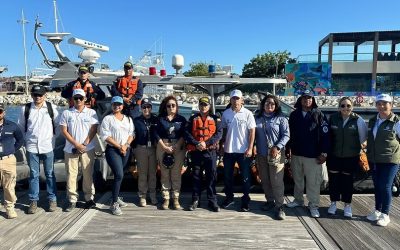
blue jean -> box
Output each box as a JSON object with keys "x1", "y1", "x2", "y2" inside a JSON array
[
  {"x1": 27, "y1": 151, "x2": 57, "y2": 201},
  {"x1": 223, "y1": 153, "x2": 252, "y2": 203},
  {"x1": 105, "y1": 146, "x2": 130, "y2": 203},
  {"x1": 371, "y1": 163, "x2": 399, "y2": 215}
]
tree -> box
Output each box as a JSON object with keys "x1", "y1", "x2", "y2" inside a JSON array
[
  {"x1": 242, "y1": 51, "x2": 294, "y2": 78},
  {"x1": 183, "y1": 62, "x2": 209, "y2": 77}
]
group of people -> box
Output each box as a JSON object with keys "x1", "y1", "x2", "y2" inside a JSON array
[{"x1": 0, "y1": 64, "x2": 398, "y2": 227}]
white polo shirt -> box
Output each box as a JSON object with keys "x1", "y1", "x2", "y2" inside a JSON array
[
  {"x1": 59, "y1": 106, "x2": 99, "y2": 153},
  {"x1": 221, "y1": 106, "x2": 256, "y2": 153},
  {"x1": 100, "y1": 114, "x2": 135, "y2": 145},
  {"x1": 17, "y1": 102, "x2": 60, "y2": 154}
]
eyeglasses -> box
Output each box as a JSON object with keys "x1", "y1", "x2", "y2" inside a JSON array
[
  {"x1": 74, "y1": 96, "x2": 84, "y2": 101},
  {"x1": 124, "y1": 67, "x2": 133, "y2": 70},
  {"x1": 112, "y1": 102, "x2": 123, "y2": 106},
  {"x1": 265, "y1": 101, "x2": 275, "y2": 106},
  {"x1": 166, "y1": 104, "x2": 176, "y2": 108},
  {"x1": 141, "y1": 105, "x2": 152, "y2": 110},
  {"x1": 340, "y1": 104, "x2": 352, "y2": 108},
  {"x1": 79, "y1": 71, "x2": 88, "y2": 74},
  {"x1": 33, "y1": 94, "x2": 44, "y2": 98}
]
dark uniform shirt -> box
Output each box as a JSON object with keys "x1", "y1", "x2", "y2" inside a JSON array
[
  {"x1": 61, "y1": 78, "x2": 106, "y2": 100},
  {"x1": 133, "y1": 114, "x2": 158, "y2": 146},
  {"x1": 155, "y1": 114, "x2": 187, "y2": 141},
  {"x1": 0, "y1": 119, "x2": 24, "y2": 157}
]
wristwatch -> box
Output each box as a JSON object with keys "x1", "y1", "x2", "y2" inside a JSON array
[{"x1": 320, "y1": 153, "x2": 327, "y2": 157}]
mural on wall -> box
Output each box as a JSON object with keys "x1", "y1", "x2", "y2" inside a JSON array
[{"x1": 285, "y1": 63, "x2": 332, "y2": 96}]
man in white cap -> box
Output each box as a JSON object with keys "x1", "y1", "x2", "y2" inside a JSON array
[
  {"x1": 59, "y1": 88, "x2": 99, "y2": 212},
  {"x1": 220, "y1": 89, "x2": 256, "y2": 212}
]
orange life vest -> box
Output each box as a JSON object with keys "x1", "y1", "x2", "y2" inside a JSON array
[
  {"x1": 69, "y1": 79, "x2": 95, "y2": 108},
  {"x1": 187, "y1": 114, "x2": 217, "y2": 151},
  {"x1": 116, "y1": 76, "x2": 141, "y2": 105}
]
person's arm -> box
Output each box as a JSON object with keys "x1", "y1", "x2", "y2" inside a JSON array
[
  {"x1": 60, "y1": 125, "x2": 82, "y2": 150},
  {"x1": 275, "y1": 117, "x2": 290, "y2": 150},
  {"x1": 92, "y1": 82, "x2": 106, "y2": 100},
  {"x1": 133, "y1": 79, "x2": 144, "y2": 103},
  {"x1": 357, "y1": 116, "x2": 368, "y2": 145},
  {"x1": 13, "y1": 123, "x2": 24, "y2": 151},
  {"x1": 61, "y1": 81, "x2": 73, "y2": 99},
  {"x1": 206, "y1": 115, "x2": 223, "y2": 146},
  {"x1": 184, "y1": 115, "x2": 199, "y2": 147},
  {"x1": 174, "y1": 117, "x2": 187, "y2": 150},
  {"x1": 16, "y1": 105, "x2": 26, "y2": 136},
  {"x1": 110, "y1": 79, "x2": 122, "y2": 97},
  {"x1": 317, "y1": 113, "x2": 330, "y2": 164}
]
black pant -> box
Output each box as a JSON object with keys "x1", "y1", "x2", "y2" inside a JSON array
[
  {"x1": 327, "y1": 156, "x2": 358, "y2": 203},
  {"x1": 190, "y1": 150, "x2": 217, "y2": 204}
]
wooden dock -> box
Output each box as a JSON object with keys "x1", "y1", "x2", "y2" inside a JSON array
[{"x1": 0, "y1": 191, "x2": 399, "y2": 250}]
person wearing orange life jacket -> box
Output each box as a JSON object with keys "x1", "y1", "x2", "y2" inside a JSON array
[
  {"x1": 185, "y1": 97, "x2": 222, "y2": 212},
  {"x1": 61, "y1": 65, "x2": 105, "y2": 108},
  {"x1": 111, "y1": 61, "x2": 144, "y2": 119}
]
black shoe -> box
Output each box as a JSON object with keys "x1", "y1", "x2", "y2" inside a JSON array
[
  {"x1": 64, "y1": 202, "x2": 76, "y2": 212},
  {"x1": 241, "y1": 202, "x2": 250, "y2": 212},
  {"x1": 85, "y1": 200, "x2": 96, "y2": 209},
  {"x1": 208, "y1": 202, "x2": 220, "y2": 212},
  {"x1": 189, "y1": 200, "x2": 200, "y2": 211},
  {"x1": 261, "y1": 201, "x2": 275, "y2": 211},
  {"x1": 221, "y1": 198, "x2": 234, "y2": 209}
]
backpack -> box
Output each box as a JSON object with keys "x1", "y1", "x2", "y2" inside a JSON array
[{"x1": 24, "y1": 101, "x2": 55, "y2": 134}]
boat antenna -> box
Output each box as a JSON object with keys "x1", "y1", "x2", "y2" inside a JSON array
[
  {"x1": 53, "y1": 0, "x2": 58, "y2": 33},
  {"x1": 34, "y1": 16, "x2": 56, "y2": 68},
  {"x1": 17, "y1": 9, "x2": 29, "y2": 95}
]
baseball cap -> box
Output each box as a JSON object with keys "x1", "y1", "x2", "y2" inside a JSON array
[
  {"x1": 78, "y1": 65, "x2": 89, "y2": 73},
  {"x1": 124, "y1": 61, "x2": 133, "y2": 69},
  {"x1": 230, "y1": 89, "x2": 243, "y2": 98},
  {"x1": 141, "y1": 98, "x2": 152, "y2": 107},
  {"x1": 72, "y1": 89, "x2": 86, "y2": 97},
  {"x1": 375, "y1": 93, "x2": 392, "y2": 103},
  {"x1": 111, "y1": 96, "x2": 123, "y2": 104},
  {"x1": 31, "y1": 85, "x2": 46, "y2": 95},
  {"x1": 301, "y1": 89, "x2": 314, "y2": 97},
  {"x1": 199, "y1": 97, "x2": 210, "y2": 105}
]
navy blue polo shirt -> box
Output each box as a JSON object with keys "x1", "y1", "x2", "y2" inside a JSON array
[
  {"x1": 155, "y1": 114, "x2": 187, "y2": 141},
  {"x1": 0, "y1": 119, "x2": 24, "y2": 157},
  {"x1": 133, "y1": 114, "x2": 158, "y2": 146}
]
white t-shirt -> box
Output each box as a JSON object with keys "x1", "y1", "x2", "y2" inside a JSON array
[
  {"x1": 100, "y1": 114, "x2": 135, "y2": 145},
  {"x1": 59, "y1": 106, "x2": 99, "y2": 153},
  {"x1": 17, "y1": 102, "x2": 60, "y2": 154},
  {"x1": 221, "y1": 106, "x2": 256, "y2": 153}
]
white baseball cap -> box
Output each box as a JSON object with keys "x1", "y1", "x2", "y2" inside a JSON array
[
  {"x1": 375, "y1": 93, "x2": 392, "y2": 103},
  {"x1": 230, "y1": 89, "x2": 243, "y2": 98},
  {"x1": 72, "y1": 89, "x2": 86, "y2": 97}
]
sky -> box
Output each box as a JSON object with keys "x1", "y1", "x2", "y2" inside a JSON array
[{"x1": 1, "y1": 0, "x2": 400, "y2": 77}]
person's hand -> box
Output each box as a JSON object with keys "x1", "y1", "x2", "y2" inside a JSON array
[
  {"x1": 244, "y1": 148, "x2": 252, "y2": 158},
  {"x1": 76, "y1": 144, "x2": 86, "y2": 153},
  {"x1": 317, "y1": 155, "x2": 327, "y2": 164},
  {"x1": 164, "y1": 145, "x2": 174, "y2": 154},
  {"x1": 120, "y1": 144, "x2": 128, "y2": 156},
  {"x1": 270, "y1": 146, "x2": 280, "y2": 159},
  {"x1": 123, "y1": 97, "x2": 131, "y2": 104}
]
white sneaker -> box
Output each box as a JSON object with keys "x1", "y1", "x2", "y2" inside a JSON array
[
  {"x1": 327, "y1": 202, "x2": 337, "y2": 215},
  {"x1": 376, "y1": 213, "x2": 390, "y2": 227},
  {"x1": 343, "y1": 204, "x2": 352, "y2": 218},
  {"x1": 286, "y1": 200, "x2": 304, "y2": 208},
  {"x1": 367, "y1": 210, "x2": 381, "y2": 221},
  {"x1": 310, "y1": 207, "x2": 320, "y2": 218}
]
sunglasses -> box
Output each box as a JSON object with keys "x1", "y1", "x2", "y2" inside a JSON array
[
  {"x1": 124, "y1": 67, "x2": 133, "y2": 70},
  {"x1": 166, "y1": 104, "x2": 176, "y2": 108},
  {"x1": 33, "y1": 94, "x2": 44, "y2": 97},
  {"x1": 112, "y1": 102, "x2": 123, "y2": 106},
  {"x1": 265, "y1": 101, "x2": 275, "y2": 106},
  {"x1": 79, "y1": 71, "x2": 88, "y2": 74},
  {"x1": 340, "y1": 104, "x2": 352, "y2": 108},
  {"x1": 199, "y1": 102, "x2": 209, "y2": 107},
  {"x1": 141, "y1": 105, "x2": 152, "y2": 110},
  {"x1": 74, "y1": 96, "x2": 84, "y2": 101}
]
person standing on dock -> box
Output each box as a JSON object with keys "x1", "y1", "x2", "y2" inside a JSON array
[
  {"x1": 366, "y1": 94, "x2": 400, "y2": 227},
  {"x1": 286, "y1": 90, "x2": 330, "y2": 218},
  {"x1": 185, "y1": 96, "x2": 222, "y2": 212},
  {"x1": 327, "y1": 97, "x2": 367, "y2": 218},
  {"x1": 111, "y1": 61, "x2": 144, "y2": 119},
  {"x1": 17, "y1": 85, "x2": 60, "y2": 214},
  {"x1": 59, "y1": 89, "x2": 99, "y2": 212},
  {"x1": 220, "y1": 89, "x2": 256, "y2": 212},
  {"x1": 61, "y1": 65, "x2": 106, "y2": 108},
  {"x1": 254, "y1": 94, "x2": 290, "y2": 220},
  {"x1": 0, "y1": 103, "x2": 24, "y2": 219},
  {"x1": 100, "y1": 96, "x2": 135, "y2": 215}
]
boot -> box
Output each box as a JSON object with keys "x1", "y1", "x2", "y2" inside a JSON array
[
  {"x1": 173, "y1": 198, "x2": 182, "y2": 210},
  {"x1": 150, "y1": 194, "x2": 158, "y2": 205},
  {"x1": 162, "y1": 199, "x2": 169, "y2": 210},
  {"x1": 28, "y1": 201, "x2": 38, "y2": 214},
  {"x1": 139, "y1": 198, "x2": 147, "y2": 207},
  {"x1": 6, "y1": 207, "x2": 17, "y2": 219}
]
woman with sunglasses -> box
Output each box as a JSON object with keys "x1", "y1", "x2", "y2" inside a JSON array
[
  {"x1": 366, "y1": 94, "x2": 400, "y2": 227},
  {"x1": 100, "y1": 96, "x2": 134, "y2": 216},
  {"x1": 155, "y1": 96, "x2": 187, "y2": 210},
  {"x1": 327, "y1": 97, "x2": 367, "y2": 218},
  {"x1": 255, "y1": 95, "x2": 290, "y2": 220}
]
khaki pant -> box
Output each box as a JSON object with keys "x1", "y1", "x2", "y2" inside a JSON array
[
  {"x1": 65, "y1": 150, "x2": 95, "y2": 203},
  {"x1": 156, "y1": 142, "x2": 185, "y2": 199},
  {"x1": 134, "y1": 146, "x2": 157, "y2": 198},
  {"x1": 0, "y1": 156, "x2": 17, "y2": 208},
  {"x1": 291, "y1": 155, "x2": 322, "y2": 207},
  {"x1": 256, "y1": 152, "x2": 285, "y2": 207}
]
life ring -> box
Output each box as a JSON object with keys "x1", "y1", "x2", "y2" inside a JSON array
[{"x1": 356, "y1": 96, "x2": 364, "y2": 104}]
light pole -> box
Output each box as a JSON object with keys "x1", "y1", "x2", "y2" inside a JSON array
[
  {"x1": 274, "y1": 55, "x2": 279, "y2": 78},
  {"x1": 17, "y1": 9, "x2": 29, "y2": 95}
]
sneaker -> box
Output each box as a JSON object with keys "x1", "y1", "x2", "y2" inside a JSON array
[
  {"x1": 161, "y1": 199, "x2": 169, "y2": 210},
  {"x1": 367, "y1": 210, "x2": 382, "y2": 221},
  {"x1": 275, "y1": 206, "x2": 286, "y2": 220},
  {"x1": 376, "y1": 213, "x2": 390, "y2": 227},
  {"x1": 117, "y1": 197, "x2": 128, "y2": 208},
  {"x1": 48, "y1": 200, "x2": 57, "y2": 212},
  {"x1": 309, "y1": 207, "x2": 320, "y2": 218},
  {"x1": 327, "y1": 202, "x2": 337, "y2": 215},
  {"x1": 28, "y1": 201, "x2": 38, "y2": 214},
  {"x1": 172, "y1": 198, "x2": 182, "y2": 210},
  {"x1": 150, "y1": 195, "x2": 158, "y2": 205},
  {"x1": 85, "y1": 200, "x2": 96, "y2": 209},
  {"x1": 189, "y1": 200, "x2": 199, "y2": 211},
  {"x1": 110, "y1": 202, "x2": 122, "y2": 216},
  {"x1": 208, "y1": 202, "x2": 220, "y2": 212},
  {"x1": 261, "y1": 201, "x2": 275, "y2": 211},
  {"x1": 221, "y1": 198, "x2": 235, "y2": 209},
  {"x1": 343, "y1": 204, "x2": 352, "y2": 218},
  {"x1": 64, "y1": 202, "x2": 76, "y2": 212},
  {"x1": 240, "y1": 202, "x2": 250, "y2": 212},
  {"x1": 6, "y1": 207, "x2": 17, "y2": 219},
  {"x1": 286, "y1": 200, "x2": 304, "y2": 208},
  {"x1": 139, "y1": 198, "x2": 147, "y2": 207}
]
